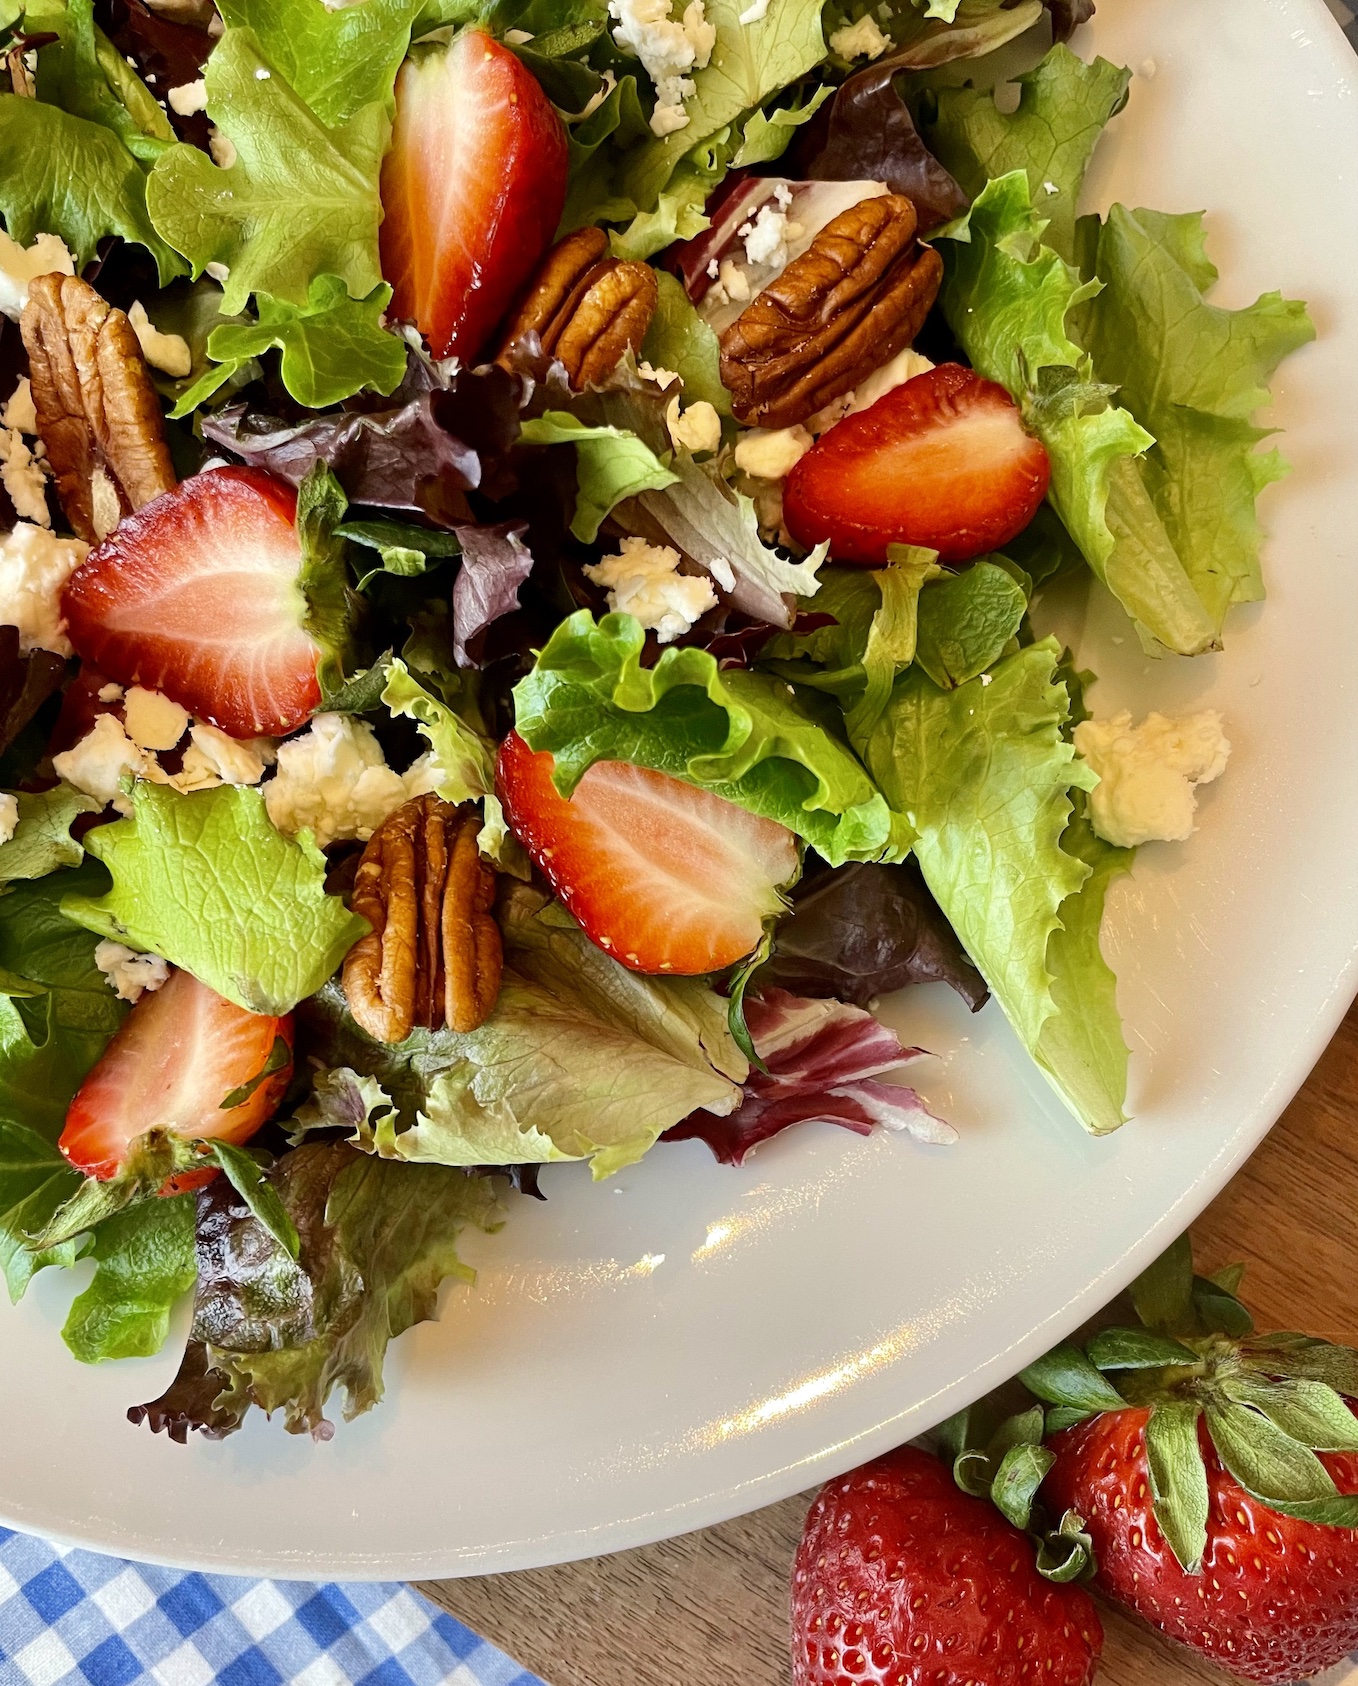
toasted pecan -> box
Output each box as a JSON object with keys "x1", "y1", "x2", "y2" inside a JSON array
[{"x1": 496, "y1": 228, "x2": 658, "y2": 388}]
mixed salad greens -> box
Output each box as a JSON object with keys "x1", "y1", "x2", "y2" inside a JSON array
[{"x1": 0, "y1": 0, "x2": 1312, "y2": 1440}]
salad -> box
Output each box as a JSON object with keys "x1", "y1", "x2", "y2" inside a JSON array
[{"x1": 0, "y1": 0, "x2": 1312, "y2": 1441}]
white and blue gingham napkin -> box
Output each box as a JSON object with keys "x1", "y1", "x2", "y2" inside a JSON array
[{"x1": 0, "y1": 1527, "x2": 545, "y2": 1686}]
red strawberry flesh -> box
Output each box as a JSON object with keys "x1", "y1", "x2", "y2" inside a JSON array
[
  {"x1": 61, "y1": 968, "x2": 293, "y2": 1182},
  {"x1": 496, "y1": 731, "x2": 797, "y2": 975},
  {"x1": 60, "y1": 466, "x2": 322, "y2": 739},
  {"x1": 380, "y1": 32, "x2": 569, "y2": 362},
  {"x1": 783, "y1": 362, "x2": 1052, "y2": 565},
  {"x1": 793, "y1": 1445, "x2": 1103, "y2": 1685}
]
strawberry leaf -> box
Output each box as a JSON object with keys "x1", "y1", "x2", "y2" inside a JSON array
[
  {"x1": 991, "y1": 1441, "x2": 1055, "y2": 1531},
  {"x1": 1021, "y1": 1342, "x2": 1126, "y2": 1413},
  {"x1": 1044, "y1": 1405, "x2": 1093, "y2": 1435},
  {"x1": 1034, "y1": 1508, "x2": 1096, "y2": 1584},
  {"x1": 1244, "y1": 1333, "x2": 1358, "y2": 1397},
  {"x1": 1129, "y1": 1233, "x2": 1195, "y2": 1332},
  {"x1": 1205, "y1": 1399, "x2": 1340, "y2": 1505},
  {"x1": 205, "y1": 1140, "x2": 300, "y2": 1259},
  {"x1": 1087, "y1": 1326, "x2": 1198, "y2": 1370},
  {"x1": 1144, "y1": 1399, "x2": 1209, "y2": 1572},
  {"x1": 1192, "y1": 1271, "x2": 1254, "y2": 1337},
  {"x1": 1220, "y1": 1376, "x2": 1358, "y2": 1454}
]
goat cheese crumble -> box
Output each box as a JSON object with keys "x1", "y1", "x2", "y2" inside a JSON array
[
  {"x1": 1074, "y1": 709, "x2": 1231, "y2": 848},
  {"x1": 0, "y1": 427, "x2": 49, "y2": 527},
  {"x1": 666, "y1": 396, "x2": 722, "y2": 454},
  {"x1": 608, "y1": 0, "x2": 715, "y2": 137},
  {"x1": 127, "y1": 302, "x2": 193, "y2": 379},
  {"x1": 584, "y1": 537, "x2": 719, "y2": 643},
  {"x1": 94, "y1": 940, "x2": 171, "y2": 1003},
  {"x1": 828, "y1": 14, "x2": 890, "y2": 59},
  {"x1": 167, "y1": 78, "x2": 208, "y2": 115},
  {"x1": 122, "y1": 687, "x2": 190, "y2": 752},
  {"x1": 52, "y1": 714, "x2": 152, "y2": 812},
  {"x1": 263, "y1": 713, "x2": 421, "y2": 846},
  {"x1": 0, "y1": 793, "x2": 16, "y2": 846},
  {"x1": 733, "y1": 424, "x2": 813, "y2": 481},
  {"x1": 1, "y1": 378, "x2": 37, "y2": 436},
  {"x1": 737, "y1": 185, "x2": 802, "y2": 271},
  {"x1": 0, "y1": 523, "x2": 88, "y2": 654},
  {"x1": 0, "y1": 230, "x2": 74, "y2": 322}
]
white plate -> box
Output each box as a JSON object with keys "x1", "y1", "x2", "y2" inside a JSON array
[{"x1": 3, "y1": 0, "x2": 1357, "y2": 1582}]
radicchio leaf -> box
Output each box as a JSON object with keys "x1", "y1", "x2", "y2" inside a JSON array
[
  {"x1": 762, "y1": 859, "x2": 989, "y2": 1011},
  {"x1": 450, "y1": 520, "x2": 535, "y2": 668},
  {"x1": 665, "y1": 987, "x2": 952, "y2": 1165},
  {"x1": 791, "y1": 68, "x2": 969, "y2": 234}
]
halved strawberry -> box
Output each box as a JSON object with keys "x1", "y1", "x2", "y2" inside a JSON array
[
  {"x1": 782, "y1": 363, "x2": 1052, "y2": 565},
  {"x1": 61, "y1": 969, "x2": 293, "y2": 1182},
  {"x1": 495, "y1": 732, "x2": 798, "y2": 975},
  {"x1": 60, "y1": 467, "x2": 324, "y2": 739},
  {"x1": 380, "y1": 32, "x2": 569, "y2": 362}
]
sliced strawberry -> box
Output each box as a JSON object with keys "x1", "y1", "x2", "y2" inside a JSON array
[
  {"x1": 782, "y1": 362, "x2": 1052, "y2": 565},
  {"x1": 380, "y1": 32, "x2": 569, "y2": 362},
  {"x1": 60, "y1": 467, "x2": 323, "y2": 739},
  {"x1": 495, "y1": 732, "x2": 798, "y2": 975},
  {"x1": 61, "y1": 969, "x2": 293, "y2": 1182}
]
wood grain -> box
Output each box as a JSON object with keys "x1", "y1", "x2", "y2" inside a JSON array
[{"x1": 420, "y1": 1000, "x2": 1358, "y2": 1686}]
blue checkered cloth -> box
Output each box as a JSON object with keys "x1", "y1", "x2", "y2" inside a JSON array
[{"x1": 0, "y1": 1527, "x2": 546, "y2": 1686}]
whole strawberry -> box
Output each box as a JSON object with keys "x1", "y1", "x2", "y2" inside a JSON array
[
  {"x1": 1025, "y1": 1236, "x2": 1358, "y2": 1682},
  {"x1": 791, "y1": 1445, "x2": 1103, "y2": 1686}
]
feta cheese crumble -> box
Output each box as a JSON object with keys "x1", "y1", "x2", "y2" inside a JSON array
[
  {"x1": 0, "y1": 793, "x2": 17, "y2": 846},
  {"x1": 123, "y1": 686, "x2": 190, "y2": 752},
  {"x1": 89, "y1": 465, "x2": 122, "y2": 540},
  {"x1": 736, "y1": 185, "x2": 802, "y2": 271},
  {"x1": 94, "y1": 940, "x2": 171, "y2": 1003},
  {"x1": 0, "y1": 523, "x2": 88, "y2": 654},
  {"x1": 177, "y1": 723, "x2": 274, "y2": 790},
  {"x1": 127, "y1": 302, "x2": 193, "y2": 379},
  {"x1": 207, "y1": 131, "x2": 237, "y2": 170},
  {"x1": 665, "y1": 396, "x2": 721, "y2": 454},
  {"x1": 167, "y1": 77, "x2": 208, "y2": 115},
  {"x1": 0, "y1": 231, "x2": 74, "y2": 322},
  {"x1": 1, "y1": 378, "x2": 37, "y2": 436},
  {"x1": 608, "y1": 0, "x2": 715, "y2": 137},
  {"x1": 1074, "y1": 709, "x2": 1231, "y2": 848},
  {"x1": 263, "y1": 713, "x2": 416, "y2": 847},
  {"x1": 0, "y1": 428, "x2": 49, "y2": 527},
  {"x1": 733, "y1": 424, "x2": 813, "y2": 481},
  {"x1": 828, "y1": 14, "x2": 890, "y2": 59},
  {"x1": 53, "y1": 715, "x2": 153, "y2": 812},
  {"x1": 584, "y1": 537, "x2": 719, "y2": 643}
]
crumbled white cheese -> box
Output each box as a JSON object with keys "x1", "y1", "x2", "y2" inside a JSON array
[
  {"x1": 0, "y1": 522, "x2": 87, "y2": 654},
  {"x1": 207, "y1": 130, "x2": 237, "y2": 170},
  {"x1": 0, "y1": 793, "x2": 17, "y2": 846},
  {"x1": 608, "y1": 0, "x2": 715, "y2": 137},
  {"x1": 708, "y1": 257, "x2": 750, "y2": 310},
  {"x1": 737, "y1": 0, "x2": 768, "y2": 20},
  {"x1": 89, "y1": 466, "x2": 121, "y2": 539},
  {"x1": 167, "y1": 77, "x2": 208, "y2": 115},
  {"x1": 2, "y1": 378, "x2": 37, "y2": 436},
  {"x1": 263, "y1": 713, "x2": 411, "y2": 847},
  {"x1": 0, "y1": 428, "x2": 49, "y2": 527},
  {"x1": 665, "y1": 396, "x2": 721, "y2": 454},
  {"x1": 177, "y1": 723, "x2": 274, "y2": 790},
  {"x1": 583, "y1": 537, "x2": 718, "y2": 643},
  {"x1": 97, "y1": 682, "x2": 125, "y2": 703},
  {"x1": 805, "y1": 347, "x2": 934, "y2": 435},
  {"x1": 504, "y1": 27, "x2": 534, "y2": 42},
  {"x1": 52, "y1": 715, "x2": 153, "y2": 812},
  {"x1": 127, "y1": 302, "x2": 192, "y2": 379},
  {"x1": 737, "y1": 199, "x2": 803, "y2": 271},
  {"x1": 829, "y1": 14, "x2": 890, "y2": 58},
  {"x1": 123, "y1": 686, "x2": 190, "y2": 752},
  {"x1": 254, "y1": 66, "x2": 270, "y2": 79},
  {"x1": 1074, "y1": 709, "x2": 1231, "y2": 848},
  {"x1": 570, "y1": 67, "x2": 617, "y2": 122},
  {"x1": 733, "y1": 424, "x2": 813, "y2": 481},
  {"x1": 0, "y1": 231, "x2": 74, "y2": 322},
  {"x1": 638, "y1": 361, "x2": 680, "y2": 389},
  {"x1": 94, "y1": 940, "x2": 171, "y2": 1003}
]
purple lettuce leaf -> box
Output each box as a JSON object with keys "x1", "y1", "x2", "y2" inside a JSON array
[
  {"x1": 665, "y1": 987, "x2": 953, "y2": 1166},
  {"x1": 450, "y1": 521, "x2": 535, "y2": 668}
]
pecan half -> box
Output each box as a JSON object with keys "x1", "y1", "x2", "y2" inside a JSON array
[
  {"x1": 20, "y1": 273, "x2": 176, "y2": 543},
  {"x1": 496, "y1": 227, "x2": 658, "y2": 388},
  {"x1": 718, "y1": 195, "x2": 943, "y2": 430},
  {"x1": 343, "y1": 794, "x2": 502, "y2": 1044}
]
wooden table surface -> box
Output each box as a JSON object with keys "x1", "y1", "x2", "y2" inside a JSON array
[{"x1": 420, "y1": 999, "x2": 1358, "y2": 1686}]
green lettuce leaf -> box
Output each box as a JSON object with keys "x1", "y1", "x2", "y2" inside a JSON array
[
  {"x1": 62, "y1": 783, "x2": 369, "y2": 1016},
  {"x1": 216, "y1": 0, "x2": 420, "y2": 125},
  {"x1": 1076, "y1": 205, "x2": 1315, "y2": 632},
  {"x1": 640, "y1": 271, "x2": 732, "y2": 415},
  {"x1": 513, "y1": 609, "x2": 899, "y2": 864},
  {"x1": 146, "y1": 28, "x2": 388, "y2": 317},
  {"x1": 170, "y1": 276, "x2": 406, "y2": 416},
  {"x1": 380, "y1": 659, "x2": 495, "y2": 805},
  {"x1": 937, "y1": 171, "x2": 1217, "y2": 657},
  {"x1": 0, "y1": 1122, "x2": 82, "y2": 1302},
  {"x1": 0, "y1": 92, "x2": 183, "y2": 274},
  {"x1": 560, "y1": 72, "x2": 650, "y2": 234},
  {"x1": 864, "y1": 639, "x2": 1127, "y2": 1132},
  {"x1": 921, "y1": 44, "x2": 1130, "y2": 262},
  {"x1": 731, "y1": 84, "x2": 833, "y2": 166},
  {"x1": 295, "y1": 888, "x2": 747, "y2": 1178},
  {"x1": 518, "y1": 412, "x2": 678, "y2": 542},
  {"x1": 61, "y1": 1193, "x2": 196, "y2": 1363},
  {"x1": 28, "y1": 0, "x2": 175, "y2": 165},
  {"x1": 0, "y1": 863, "x2": 127, "y2": 1142},
  {"x1": 0, "y1": 786, "x2": 99, "y2": 884},
  {"x1": 861, "y1": 0, "x2": 1043, "y2": 68},
  {"x1": 914, "y1": 559, "x2": 1027, "y2": 689}
]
